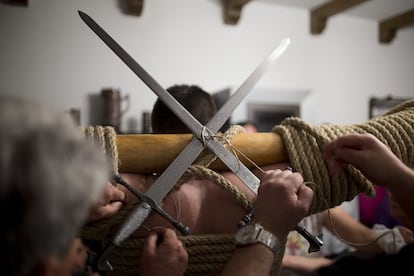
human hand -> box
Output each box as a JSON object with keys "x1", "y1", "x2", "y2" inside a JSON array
[
  {"x1": 87, "y1": 182, "x2": 127, "y2": 223},
  {"x1": 282, "y1": 254, "x2": 334, "y2": 274},
  {"x1": 322, "y1": 133, "x2": 406, "y2": 188},
  {"x1": 139, "y1": 228, "x2": 188, "y2": 276},
  {"x1": 253, "y1": 169, "x2": 313, "y2": 238}
]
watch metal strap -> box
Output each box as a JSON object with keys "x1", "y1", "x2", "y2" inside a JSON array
[{"x1": 235, "y1": 223, "x2": 280, "y2": 255}]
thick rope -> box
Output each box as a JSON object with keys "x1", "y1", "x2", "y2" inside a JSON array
[
  {"x1": 80, "y1": 126, "x2": 122, "y2": 239},
  {"x1": 81, "y1": 99, "x2": 414, "y2": 276},
  {"x1": 80, "y1": 126, "x2": 119, "y2": 173},
  {"x1": 176, "y1": 124, "x2": 285, "y2": 275},
  {"x1": 81, "y1": 125, "x2": 269, "y2": 275},
  {"x1": 273, "y1": 99, "x2": 414, "y2": 215},
  {"x1": 192, "y1": 124, "x2": 246, "y2": 168}
]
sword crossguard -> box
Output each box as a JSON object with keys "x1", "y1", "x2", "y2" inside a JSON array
[
  {"x1": 113, "y1": 174, "x2": 190, "y2": 235},
  {"x1": 79, "y1": 12, "x2": 291, "y2": 267},
  {"x1": 86, "y1": 245, "x2": 114, "y2": 273},
  {"x1": 294, "y1": 225, "x2": 324, "y2": 253}
]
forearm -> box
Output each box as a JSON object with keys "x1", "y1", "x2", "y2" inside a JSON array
[
  {"x1": 386, "y1": 165, "x2": 414, "y2": 220},
  {"x1": 283, "y1": 255, "x2": 334, "y2": 274},
  {"x1": 323, "y1": 208, "x2": 383, "y2": 254},
  {"x1": 220, "y1": 245, "x2": 275, "y2": 276},
  {"x1": 220, "y1": 169, "x2": 314, "y2": 275}
]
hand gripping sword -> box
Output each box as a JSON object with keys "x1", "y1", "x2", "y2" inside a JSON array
[{"x1": 79, "y1": 11, "x2": 323, "y2": 272}]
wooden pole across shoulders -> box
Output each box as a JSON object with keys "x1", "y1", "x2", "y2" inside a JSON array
[{"x1": 116, "y1": 132, "x2": 287, "y2": 174}]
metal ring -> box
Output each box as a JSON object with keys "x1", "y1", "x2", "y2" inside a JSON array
[{"x1": 285, "y1": 166, "x2": 293, "y2": 172}]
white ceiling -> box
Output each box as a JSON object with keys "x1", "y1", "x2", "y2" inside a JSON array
[{"x1": 258, "y1": 0, "x2": 414, "y2": 21}]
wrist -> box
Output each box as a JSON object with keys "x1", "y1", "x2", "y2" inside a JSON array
[{"x1": 234, "y1": 223, "x2": 281, "y2": 256}]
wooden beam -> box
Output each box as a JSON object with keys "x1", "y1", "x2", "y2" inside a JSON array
[
  {"x1": 116, "y1": 133, "x2": 287, "y2": 173},
  {"x1": 310, "y1": 0, "x2": 370, "y2": 35},
  {"x1": 379, "y1": 8, "x2": 414, "y2": 44},
  {"x1": 125, "y1": 0, "x2": 144, "y2": 16},
  {"x1": 222, "y1": 0, "x2": 250, "y2": 25},
  {"x1": 1, "y1": 0, "x2": 28, "y2": 6}
]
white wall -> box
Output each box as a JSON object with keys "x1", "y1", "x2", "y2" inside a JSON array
[{"x1": 1, "y1": 0, "x2": 413, "y2": 132}]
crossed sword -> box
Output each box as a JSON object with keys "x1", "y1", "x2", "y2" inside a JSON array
[{"x1": 79, "y1": 11, "x2": 323, "y2": 272}]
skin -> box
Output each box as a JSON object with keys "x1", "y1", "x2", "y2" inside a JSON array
[
  {"x1": 220, "y1": 133, "x2": 414, "y2": 276},
  {"x1": 220, "y1": 170, "x2": 314, "y2": 276},
  {"x1": 87, "y1": 183, "x2": 127, "y2": 223},
  {"x1": 282, "y1": 133, "x2": 414, "y2": 275},
  {"x1": 242, "y1": 123, "x2": 258, "y2": 134},
  {"x1": 281, "y1": 205, "x2": 383, "y2": 275},
  {"x1": 389, "y1": 193, "x2": 414, "y2": 232},
  {"x1": 282, "y1": 254, "x2": 333, "y2": 274},
  {"x1": 31, "y1": 239, "x2": 93, "y2": 276},
  {"x1": 83, "y1": 179, "x2": 189, "y2": 276},
  {"x1": 322, "y1": 133, "x2": 414, "y2": 221},
  {"x1": 95, "y1": 158, "x2": 412, "y2": 275},
  {"x1": 139, "y1": 228, "x2": 188, "y2": 276},
  {"x1": 88, "y1": 133, "x2": 414, "y2": 275},
  {"x1": 116, "y1": 163, "x2": 288, "y2": 237}
]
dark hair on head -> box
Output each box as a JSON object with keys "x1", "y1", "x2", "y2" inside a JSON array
[
  {"x1": 235, "y1": 120, "x2": 257, "y2": 127},
  {"x1": 151, "y1": 84, "x2": 217, "y2": 134}
]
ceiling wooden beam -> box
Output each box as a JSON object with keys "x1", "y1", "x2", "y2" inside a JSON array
[
  {"x1": 310, "y1": 0, "x2": 370, "y2": 35},
  {"x1": 123, "y1": 0, "x2": 144, "y2": 16},
  {"x1": 1, "y1": 0, "x2": 28, "y2": 6},
  {"x1": 379, "y1": 8, "x2": 414, "y2": 43},
  {"x1": 222, "y1": 0, "x2": 250, "y2": 25}
]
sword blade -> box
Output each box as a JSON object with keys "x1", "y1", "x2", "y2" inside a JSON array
[
  {"x1": 207, "y1": 38, "x2": 290, "y2": 133},
  {"x1": 78, "y1": 10, "x2": 204, "y2": 137},
  {"x1": 114, "y1": 136, "x2": 203, "y2": 244},
  {"x1": 79, "y1": 10, "x2": 289, "y2": 138},
  {"x1": 202, "y1": 38, "x2": 290, "y2": 193},
  {"x1": 79, "y1": 10, "x2": 206, "y2": 244},
  {"x1": 207, "y1": 139, "x2": 260, "y2": 192},
  {"x1": 79, "y1": 10, "x2": 289, "y2": 245}
]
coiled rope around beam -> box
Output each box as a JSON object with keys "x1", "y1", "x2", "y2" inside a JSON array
[
  {"x1": 81, "y1": 99, "x2": 414, "y2": 275},
  {"x1": 273, "y1": 99, "x2": 414, "y2": 214},
  {"x1": 81, "y1": 125, "x2": 119, "y2": 173}
]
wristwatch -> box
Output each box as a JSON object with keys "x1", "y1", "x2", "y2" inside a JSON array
[{"x1": 234, "y1": 223, "x2": 280, "y2": 255}]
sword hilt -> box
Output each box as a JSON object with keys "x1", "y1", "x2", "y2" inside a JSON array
[
  {"x1": 294, "y1": 225, "x2": 324, "y2": 253},
  {"x1": 113, "y1": 173, "x2": 190, "y2": 235},
  {"x1": 87, "y1": 244, "x2": 114, "y2": 273}
]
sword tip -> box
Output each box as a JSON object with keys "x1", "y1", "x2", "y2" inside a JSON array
[{"x1": 78, "y1": 10, "x2": 88, "y2": 20}]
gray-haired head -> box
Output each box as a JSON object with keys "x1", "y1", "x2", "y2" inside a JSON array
[{"x1": 0, "y1": 96, "x2": 110, "y2": 275}]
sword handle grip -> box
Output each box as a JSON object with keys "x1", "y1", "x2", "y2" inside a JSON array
[{"x1": 113, "y1": 202, "x2": 152, "y2": 245}]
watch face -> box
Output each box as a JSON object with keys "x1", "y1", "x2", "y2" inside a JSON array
[
  {"x1": 240, "y1": 225, "x2": 254, "y2": 239},
  {"x1": 236, "y1": 224, "x2": 257, "y2": 243}
]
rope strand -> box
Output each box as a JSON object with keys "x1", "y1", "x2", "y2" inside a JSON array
[{"x1": 81, "y1": 99, "x2": 414, "y2": 275}]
